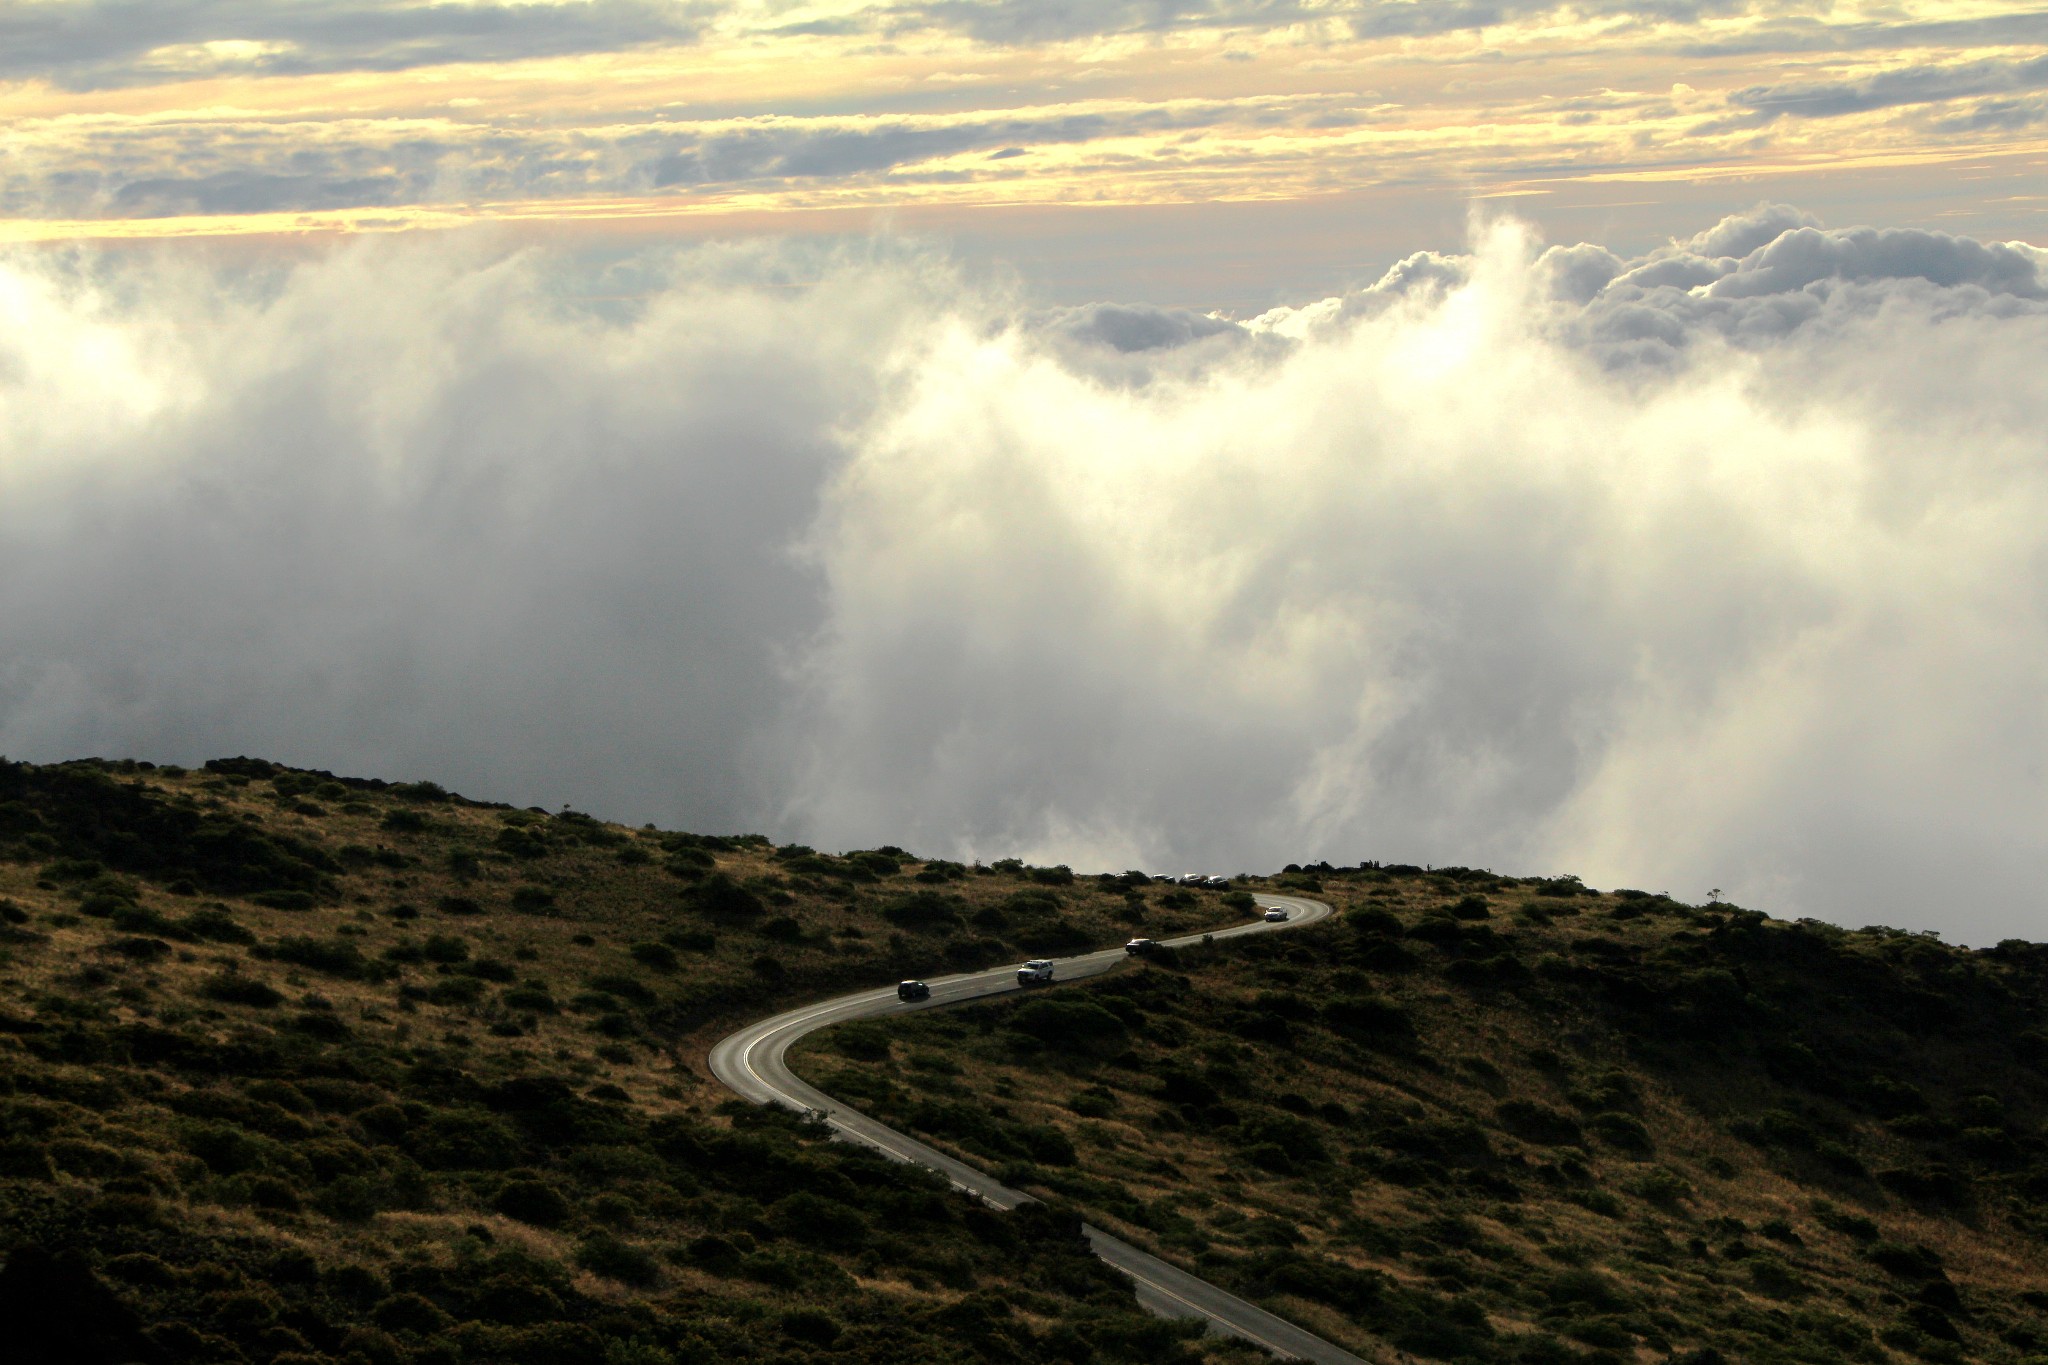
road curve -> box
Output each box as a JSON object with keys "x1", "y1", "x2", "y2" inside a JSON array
[{"x1": 708, "y1": 893, "x2": 1369, "y2": 1365}]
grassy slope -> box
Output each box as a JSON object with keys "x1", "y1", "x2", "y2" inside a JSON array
[
  {"x1": 0, "y1": 755, "x2": 1269, "y2": 1365},
  {"x1": 794, "y1": 867, "x2": 2048, "y2": 1365}
]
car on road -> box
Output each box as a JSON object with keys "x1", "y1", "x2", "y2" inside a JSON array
[
  {"x1": 1263, "y1": 907, "x2": 1289, "y2": 923},
  {"x1": 897, "y1": 980, "x2": 930, "y2": 1001},
  {"x1": 1017, "y1": 959, "x2": 1055, "y2": 985},
  {"x1": 1124, "y1": 937, "x2": 1159, "y2": 956}
]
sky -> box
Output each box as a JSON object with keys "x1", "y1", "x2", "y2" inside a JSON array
[
  {"x1": 4, "y1": 2, "x2": 2048, "y2": 943},
  {"x1": 8, "y1": 0, "x2": 2048, "y2": 300}
]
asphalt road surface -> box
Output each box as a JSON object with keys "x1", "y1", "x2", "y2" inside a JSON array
[{"x1": 708, "y1": 892, "x2": 1369, "y2": 1365}]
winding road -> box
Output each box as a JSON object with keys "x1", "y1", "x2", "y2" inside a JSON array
[{"x1": 709, "y1": 892, "x2": 1370, "y2": 1365}]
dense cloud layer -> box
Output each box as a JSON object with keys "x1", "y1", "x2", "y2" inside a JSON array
[{"x1": 4, "y1": 208, "x2": 2047, "y2": 943}]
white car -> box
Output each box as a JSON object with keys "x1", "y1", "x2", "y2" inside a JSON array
[
  {"x1": 1263, "y1": 907, "x2": 1289, "y2": 923},
  {"x1": 1017, "y1": 959, "x2": 1055, "y2": 985}
]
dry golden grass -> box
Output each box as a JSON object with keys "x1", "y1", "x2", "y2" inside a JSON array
[{"x1": 792, "y1": 873, "x2": 2048, "y2": 1362}]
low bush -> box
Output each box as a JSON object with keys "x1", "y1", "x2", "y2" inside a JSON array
[
  {"x1": 1497, "y1": 1100, "x2": 1583, "y2": 1146},
  {"x1": 199, "y1": 973, "x2": 284, "y2": 1008},
  {"x1": 628, "y1": 942, "x2": 678, "y2": 970},
  {"x1": 574, "y1": 1235, "x2": 660, "y2": 1287}
]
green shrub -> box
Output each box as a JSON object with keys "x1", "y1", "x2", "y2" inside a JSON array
[
  {"x1": 1587, "y1": 1111, "x2": 1653, "y2": 1154},
  {"x1": 509, "y1": 886, "x2": 556, "y2": 915},
  {"x1": 1447, "y1": 895, "x2": 1492, "y2": 920},
  {"x1": 502, "y1": 985, "x2": 556, "y2": 1013},
  {"x1": 574, "y1": 1234, "x2": 660, "y2": 1287},
  {"x1": 584, "y1": 972, "x2": 654, "y2": 1005},
  {"x1": 831, "y1": 1022, "x2": 893, "y2": 1061},
  {"x1": 427, "y1": 977, "x2": 484, "y2": 1005},
  {"x1": 199, "y1": 973, "x2": 284, "y2": 1008},
  {"x1": 1322, "y1": 993, "x2": 1414, "y2": 1042},
  {"x1": 1017, "y1": 1124, "x2": 1078, "y2": 1166},
  {"x1": 1866, "y1": 1241, "x2": 1945, "y2": 1281},
  {"x1": 1008, "y1": 998, "x2": 1130, "y2": 1056},
  {"x1": 780, "y1": 1309, "x2": 840, "y2": 1347},
  {"x1": 1348, "y1": 906, "x2": 1404, "y2": 936},
  {"x1": 1813, "y1": 1202, "x2": 1880, "y2": 1241},
  {"x1": 882, "y1": 891, "x2": 964, "y2": 933},
  {"x1": 628, "y1": 942, "x2": 677, "y2": 970},
  {"x1": 495, "y1": 826, "x2": 547, "y2": 858},
  {"x1": 372, "y1": 1293, "x2": 453, "y2": 1335},
  {"x1": 1496, "y1": 1099, "x2": 1582, "y2": 1146},
  {"x1": 686, "y1": 873, "x2": 764, "y2": 920},
  {"x1": 1015, "y1": 919, "x2": 1095, "y2": 954},
  {"x1": 258, "y1": 935, "x2": 367, "y2": 978},
  {"x1": 103, "y1": 935, "x2": 172, "y2": 962},
  {"x1": 1748, "y1": 1255, "x2": 1804, "y2": 1299},
  {"x1": 770, "y1": 1191, "x2": 869, "y2": 1249},
  {"x1": 421, "y1": 934, "x2": 469, "y2": 963},
  {"x1": 1628, "y1": 1167, "x2": 1692, "y2": 1208},
  {"x1": 587, "y1": 1192, "x2": 639, "y2": 1228},
  {"x1": 410, "y1": 1111, "x2": 521, "y2": 1170},
  {"x1": 0, "y1": 1138, "x2": 56, "y2": 1180},
  {"x1": 182, "y1": 908, "x2": 254, "y2": 944}
]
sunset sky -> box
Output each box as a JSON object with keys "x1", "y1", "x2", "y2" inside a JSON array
[{"x1": 11, "y1": 0, "x2": 2048, "y2": 299}]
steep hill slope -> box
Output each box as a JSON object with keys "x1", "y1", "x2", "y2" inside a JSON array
[
  {"x1": 794, "y1": 866, "x2": 2048, "y2": 1364},
  {"x1": 0, "y1": 755, "x2": 1263, "y2": 1365}
]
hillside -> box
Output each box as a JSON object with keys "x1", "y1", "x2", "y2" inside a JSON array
[
  {"x1": 0, "y1": 755, "x2": 1262, "y2": 1365},
  {"x1": 794, "y1": 866, "x2": 2048, "y2": 1364}
]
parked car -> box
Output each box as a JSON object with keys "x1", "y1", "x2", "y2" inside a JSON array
[
  {"x1": 1178, "y1": 873, "x2": 1206, "y2": 886},
  {"x1": 1124, "y1": 938, "x2": 1159, "y2": 956},
  {"x1": 1263, "y1": 907, "x2": 1289, "y2": 923},
  {"x1": 1205, "y1": 875, "x2": 1233, "y2": 889},
  {"x1": 897, "y1": 980, "x2": 930, "y2": 1001},
  {"x1": 1017, "y1": 959, "x2": 1055, "y2": 985}
]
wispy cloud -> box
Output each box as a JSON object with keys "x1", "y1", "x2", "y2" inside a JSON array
[
  {"x1": 1729, "y1": 53, "x2": 2048, "y2": 121},
  {"x1": 0, "y1": 0, "x2": 712, "y2": 90}
]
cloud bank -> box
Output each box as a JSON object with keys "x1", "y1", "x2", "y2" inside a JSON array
[{"x1": 4, "y1": 206, "x2": 2047, "y2": 943}]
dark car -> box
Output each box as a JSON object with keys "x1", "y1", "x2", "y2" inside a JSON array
[
  {"x1": 897, "y1": 980, "x2": 931, "y2": 1002},
  {"x1": 1125, "y1": 938, "x2": 1159, "y2": 956}
]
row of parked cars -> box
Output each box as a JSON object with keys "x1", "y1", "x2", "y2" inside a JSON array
[{"x1": 893, "y1": 897, "x2": 1291, "y2": 1001}]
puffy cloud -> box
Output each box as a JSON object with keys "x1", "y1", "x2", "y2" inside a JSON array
[
  {"x1": 0, "y1": 236, "x2": 935, "y2": 830},
  {"x1": 5, "y1": 207, "x2": 2048, "y2": 944},
  {"x1": 1680, "y1": 201, "x2": 1820, "y2": 260}
]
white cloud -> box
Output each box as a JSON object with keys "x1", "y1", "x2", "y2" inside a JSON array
[{"x1": 4, "y1": 208, "x2": 2048, "y2": 943}]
